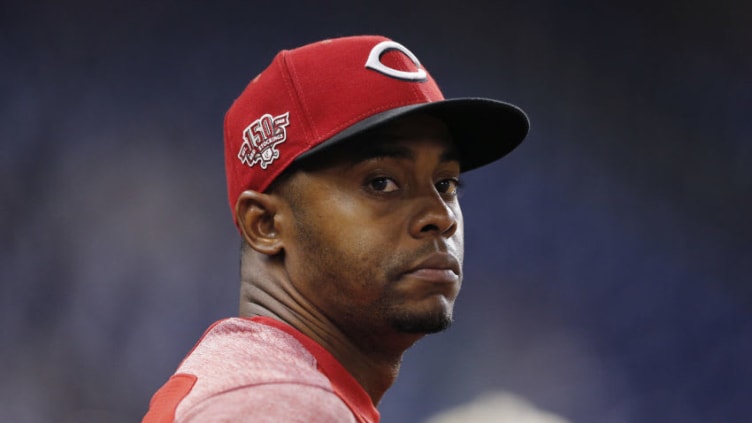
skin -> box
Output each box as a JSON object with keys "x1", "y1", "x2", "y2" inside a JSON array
[{"x1": 235, "y1": 114, "x2": 464, "y2": 405}]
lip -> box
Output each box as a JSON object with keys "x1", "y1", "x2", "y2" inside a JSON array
[{"x1": 402, "y1": 253, "x2": 461, "y2": 282}]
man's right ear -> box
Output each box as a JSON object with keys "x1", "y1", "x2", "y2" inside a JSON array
[{"x1": 235, "y1": 190, "x2": 285, "y2": 256}]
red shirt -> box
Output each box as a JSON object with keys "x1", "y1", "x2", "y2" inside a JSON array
[{"x1": 143, "y1": 317, "x2": 380, "y2": 423}]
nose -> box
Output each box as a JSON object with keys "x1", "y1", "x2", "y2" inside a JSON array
[{"x1": 409, "y1": 192, "x2": 461, "y2": 238}]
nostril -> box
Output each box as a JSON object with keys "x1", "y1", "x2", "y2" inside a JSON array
[{"x1": 421, "y1": 223, "x2": 441, "y2": 233}]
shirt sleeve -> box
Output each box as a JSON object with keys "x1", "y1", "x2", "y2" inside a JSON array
[{"x1": 177, "y1": 383, "x2": 359, "y2": 423}]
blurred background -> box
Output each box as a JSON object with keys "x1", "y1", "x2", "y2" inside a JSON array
[{"x1": 2, "y1": 0, "x2": 750, "y2": 422}]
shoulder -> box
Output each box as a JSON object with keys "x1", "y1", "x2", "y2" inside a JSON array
[
  {"x1": 179, "y1": 383, "x2": 358, "y2": 423},
  {"x1": 173, "y1": 318, "x2": 346, "y2": 421},
  {"x1": 178, "y1": 317, "x2": 323, "y2": 382}
]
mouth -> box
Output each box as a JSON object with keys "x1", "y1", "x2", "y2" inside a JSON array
[{"x1": 402, "y1": 253, "x2": 461, "y2": 284}]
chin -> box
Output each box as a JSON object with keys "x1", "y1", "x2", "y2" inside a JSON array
[{"x1": 391, "y1": 308, "x2": 454, "y2": 334}]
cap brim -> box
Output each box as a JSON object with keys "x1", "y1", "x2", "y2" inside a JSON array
[{"x1": 295, "y1": 98, "x2": 529, "y2": 172}]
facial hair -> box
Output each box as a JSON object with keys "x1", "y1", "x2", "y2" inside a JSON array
[{"x1": 288, "y1": 184, "x2": 459, "y2": 337}]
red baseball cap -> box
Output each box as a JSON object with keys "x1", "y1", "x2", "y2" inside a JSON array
[{"x1": 224, "y1": 35, "x2": 529, "y2": 226}]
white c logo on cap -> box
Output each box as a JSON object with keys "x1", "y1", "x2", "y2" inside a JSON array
[{"x1": 365, "y1": 41, "x2": 428, "y2": 82}]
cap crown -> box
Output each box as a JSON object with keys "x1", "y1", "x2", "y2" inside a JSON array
[{"x1": 224, "y1": 35, "x2": 444, "y2": 224}]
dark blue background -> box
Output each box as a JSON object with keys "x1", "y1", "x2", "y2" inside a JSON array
[{"x1": 2, "y1": 1, "x2": 750, "y2": 422}]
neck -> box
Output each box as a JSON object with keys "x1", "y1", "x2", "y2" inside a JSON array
[{"x1": 240, "y1": 273, "x2": 424, "y2": 405}]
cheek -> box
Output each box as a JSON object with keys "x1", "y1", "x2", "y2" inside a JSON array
[
  {"x1": 289, "y1": 206, "x2": 396, "y2": 302},
  {"x1": 314, "y1": 193, "x2": 401, "y2": 261}
]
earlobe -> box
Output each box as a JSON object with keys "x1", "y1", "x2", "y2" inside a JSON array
[{"x1": 235, "y1": 190, "x2": 284, "y2": 256}]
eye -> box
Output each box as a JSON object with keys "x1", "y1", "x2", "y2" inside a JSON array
[
  {"x1": 436, "y1": 178, "x2": 461, "y2": 196},
  {"x1": 368, "y1": 177, "x2": 399, "y2": 193}
]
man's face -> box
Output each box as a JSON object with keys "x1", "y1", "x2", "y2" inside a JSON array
[{"x1": 278, "y1": 114, "x2": 464, "y2": 342}]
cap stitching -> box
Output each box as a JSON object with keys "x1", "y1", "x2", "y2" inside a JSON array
[{"x1": 281, "y1": 52, "x2": 317, "y2": 144}]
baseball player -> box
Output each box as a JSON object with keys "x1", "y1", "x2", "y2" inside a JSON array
[{"x1": 143, "y1": 34, "x2": 529, "y2": 423}]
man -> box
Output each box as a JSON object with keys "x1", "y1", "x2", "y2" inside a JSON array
[{"x1": 143, "y1": 35, "x2": 529, "y2": 422}]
